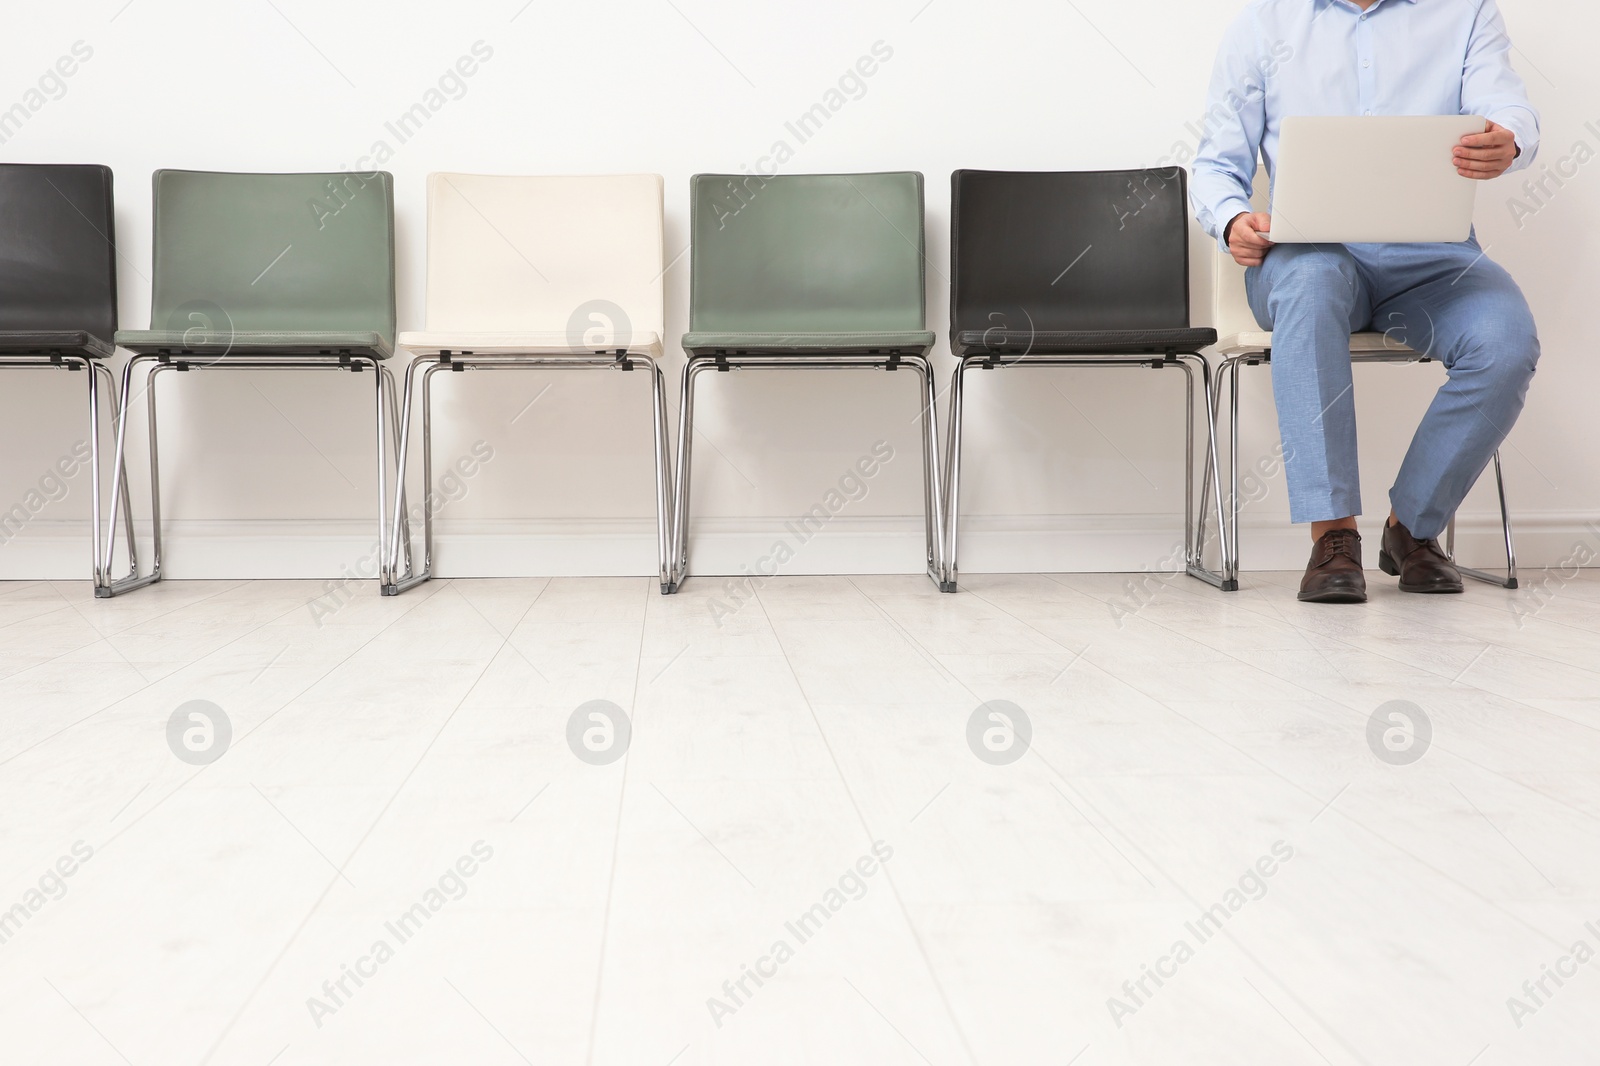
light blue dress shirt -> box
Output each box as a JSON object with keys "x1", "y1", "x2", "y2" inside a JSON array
[{"x1": 1190, "y1": 0, "x2": 1541, "y2": 247}]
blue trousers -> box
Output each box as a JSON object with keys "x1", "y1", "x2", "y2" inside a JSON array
[{"x1": 1245, "y1": 237, "x2": 1540, "y2": 539}]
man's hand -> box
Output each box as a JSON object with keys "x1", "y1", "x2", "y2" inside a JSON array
[
  {"x1": 1226, "y1": 211, "x2": 1274, "y2": 268},
  {"x1": 1455, "y1": 121, "x2": 1518, "y2": 180}
]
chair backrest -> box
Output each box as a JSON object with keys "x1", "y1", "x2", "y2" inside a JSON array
[
  {"x1": 423, "y1": 173, "x2": 664, "y2": 343},
  {"x1": 688, "y1": 171, "x2": 927, "y2": 333},
  {"x1": 950, "y1": 168, "x2": 1193, "y2": 337},
  {"x1": 1210, "y1": 166, "x2": 1271, "y2": 340},
  {"x1": 148, "y1": 169, "x2": 396, "y2": 348},
  {"x1": 0, "y1": 163, "x2": 117, "y2": 343}
]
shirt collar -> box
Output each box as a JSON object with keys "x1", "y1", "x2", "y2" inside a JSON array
[{"x1": 1314, "y1": 0, "x2": 1418, "y2": 9}]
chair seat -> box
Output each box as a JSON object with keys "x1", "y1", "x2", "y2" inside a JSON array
[
  {"x1": 0, "y1": 330, "x2": 114, "y2": 359},
  {"x1": 398, "y1": 330, "x2": 664, "y2": 358},
  {"x1": 115, "y1": 330, "x2": 393, "y2": 359},
  {"x1": 1215, "y1": 330, "x2": 1419, "y2": 358},
  {"x1": 952, "y1": 327, "x2": 1216, "y2": 357},
  {"x1": 682, "y1": 330, "x2": 935, "y2": 356}
]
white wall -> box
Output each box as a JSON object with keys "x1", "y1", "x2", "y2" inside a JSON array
[{"x1": 2, "y1": 0, "x2": 1596, "y2": 581}]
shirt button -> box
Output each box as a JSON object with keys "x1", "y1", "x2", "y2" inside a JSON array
[
  {"x1": 1362, "y1": 60, "x2": 1371, "y2": 68},
  {"x1": 1363, "y1": 109, "x2": 1373, "y2": 115}
]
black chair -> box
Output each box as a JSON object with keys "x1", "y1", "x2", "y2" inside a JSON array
[
  {"x1": 942, "y1": 168, "x2": 1231, "y2": 592},
  {"x1": 0, "y1": 163, "x2": 136, "y2": 589}
]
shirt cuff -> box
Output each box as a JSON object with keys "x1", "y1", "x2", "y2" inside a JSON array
[
  {"x1": 1214, "y1": 197, "x2": 1256, "y2": 251},
  {"x1": 1488, "y1": 109, "x2": 1539, "y2": 174}
]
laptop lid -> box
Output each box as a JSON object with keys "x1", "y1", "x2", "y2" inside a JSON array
[{"x1": 1268, "y1": 115, "x2": 1485, "y2": 244}]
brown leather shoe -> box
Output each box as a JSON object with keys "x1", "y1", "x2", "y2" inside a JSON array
[
  {"x1": 1298, "y1": 528, "x2": 1368, "y2": 603},
  {"x1": 1379, "y1": 519, "x2": 1464, "y2": 594}
]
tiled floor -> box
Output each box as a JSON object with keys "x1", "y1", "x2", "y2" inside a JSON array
[{"x1": 0, "y1": 569, "x2": 1596, "y2": 1065}]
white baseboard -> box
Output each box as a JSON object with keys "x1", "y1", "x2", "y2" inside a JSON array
[{"x1": 2, "y1": 512, "x2": 1596, "y2": 582}]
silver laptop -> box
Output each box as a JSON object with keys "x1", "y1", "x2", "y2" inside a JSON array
[{"x1": 1267, "y1": 115, "x2": 1485, "y2": 243}]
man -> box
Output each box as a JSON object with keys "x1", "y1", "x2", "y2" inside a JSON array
[{"x1": 1191, "y1": 0, "x2": 1541, "y2": 603}]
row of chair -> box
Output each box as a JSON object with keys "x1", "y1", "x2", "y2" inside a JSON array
[{"x1": 0, "y1": 164, "x2": 1517, "y2": 598}]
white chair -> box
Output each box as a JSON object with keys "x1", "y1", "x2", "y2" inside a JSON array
[
  {"x1": 385, "y1": 173, "x2": 674, "y2": 594},
  {"x1": 1199, "y1": 169, "x2": 1517, "y2": 590}
]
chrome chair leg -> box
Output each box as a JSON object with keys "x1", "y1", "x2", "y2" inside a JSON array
[
  {"x1": 1228, "y1": 356, "x2": 1241, "y2": 582},
  {"x1": 939, "y1": 358, "x2": 971, "y2": 593},
  {"x1": 1491, "y1": 449, "x2": 1519, "y2": 589},
  {"x1": 385, "y1": 357, "x2": 448, "y2": 595},
  {"x1": 667, "y1": 358, "x2": 704, "y2": 593},
  {"x1": 369, "y1": 356, "x2": 392, "y2": 588},
  {"x1": 364, "y1": 356, "x2": 409, "y2": 589},
  {"x1": 1196, "y1": 362, "x2": 1223, "y2": 582},
  {"x1": 419, "y1": 362, "x2": 439, "y2": 583},
  {"x1": 382, "y1": 358, "x2": 418, "y2": 595},
  {"x1": 1174, "y1": 352, "x2": 1233, "y2": 590},
  {"x1": 1447, "y1": 449, "x2": 1519, "y2": 589},
  {"x1": 647, "y1": 356, "x2": 675, "y2": 593},
  {"x1": 1196, "y1": 354, "x2": 1246, "y2": 588},
  {"x1": 92, "y1": 361, "x2": 139, "y2": 589},
  {"x1": 85, "y1": 359, "x2": 106, "y2": 588},
  {"x1": 383, "y1": 363, "x2": 413, "y2": 585},
  {"x1": 1183, "y1": 358, "x2": 1194, "y2": 561},
  {"x1": 908, "y1": 353, "x2": 945, "y2": 591},
  {"x1": 100, "y1": 354, "x2": 165, "y2": 597},
  {"x1": 1190, "y1": 351, "x2": 1239, "y2": 586},
  {"x1": 1228, "y1": 357, "x2": 1242, "y2": 582}
]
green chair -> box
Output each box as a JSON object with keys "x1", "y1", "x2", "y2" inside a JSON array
[
  {"x1": 103, "y1": 169, "x2": 411, "y2": 595},
  {"x1": 670, "y1": 171, "x2": 944, "y2": 592}
]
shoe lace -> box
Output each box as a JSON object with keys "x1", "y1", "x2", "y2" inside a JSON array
[{"x1": 1322, "y1": 528, "x2": 1360, "y2": 559}]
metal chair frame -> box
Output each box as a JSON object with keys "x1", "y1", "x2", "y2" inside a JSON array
[
  {"x1": 101, "y1": 351, "x2": 410, "y2": 596},
  {"x1": 1200, "y1": 345, "x2": 1518, "y2": 590},
  {"x1": 383, "y1": 349, "x2": 674, "y2": 595},
  {"x1": 668, "y1": 350, "x2": 945, "y2": 593},
  {"x1": 941, "y1": 349, "x2": 1233, "y2": 593},
  {"x1": 0, "y1": 352, "x2": 137, "y2": 591}
]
